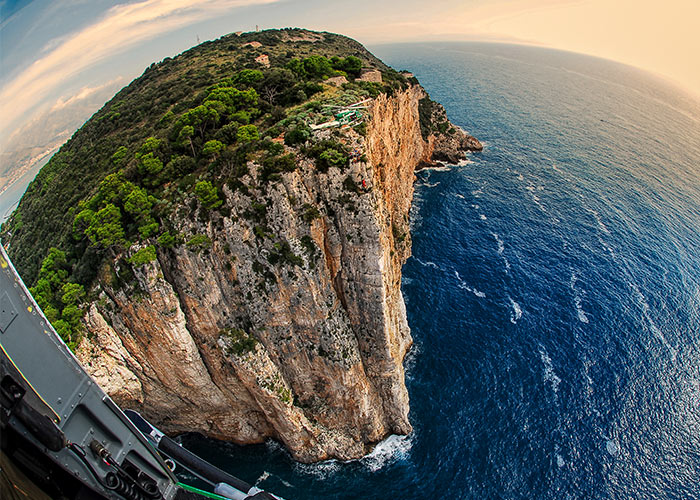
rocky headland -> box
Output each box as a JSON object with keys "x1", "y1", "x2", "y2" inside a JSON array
[{"x1": 3, "y1": 28, "x2": 480, "y2": 462}]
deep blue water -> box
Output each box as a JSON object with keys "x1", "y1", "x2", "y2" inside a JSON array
[{"x1": 183, "y1": 43, "x2": 700, "y2": 499}]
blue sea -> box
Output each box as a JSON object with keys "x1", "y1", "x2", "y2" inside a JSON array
[{"x1": 182, "y1": 43, "x2": 700, "y2": 499}]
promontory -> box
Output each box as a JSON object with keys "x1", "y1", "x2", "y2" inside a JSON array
[{"x1": 2, "y1": 28, "x2": 481, "y2": 462}]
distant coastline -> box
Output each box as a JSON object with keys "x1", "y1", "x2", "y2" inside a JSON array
[{"x1": 0, "y1": 153, "x2": 53, "y2": 223}]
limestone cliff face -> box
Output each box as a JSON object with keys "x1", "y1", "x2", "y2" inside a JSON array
[{"x1": 76, "y1": 85, "x2": 480, "y2": 462}]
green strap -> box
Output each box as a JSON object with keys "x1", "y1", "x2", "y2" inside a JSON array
[{"x1": 176, "y1": 482, "x2": 233, "y2": 500}]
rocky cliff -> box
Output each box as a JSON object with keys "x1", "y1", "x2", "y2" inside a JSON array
[
  {"x1": 75, "y1": 84, "x2": 479, "y2": 462},
  {"x1": 4, "y1": 29, "x2": 480, "y2": 462}
]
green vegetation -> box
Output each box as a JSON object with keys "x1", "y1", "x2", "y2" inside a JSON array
[
  {"x1": 186, "y1": 234, "x2": 212, "y2": 252},
  {"x1": 29, "y1": 249, "x2": 85, "y2": 350},
  {"x1": 418, "y1": 96, "x2": 451, "y2": 140},
  {"x1": 219, "y1": 327, "x2": 258, "y2": 356},
  {"x1": 267, "y1": 240, "x2": 303, "y2": 267},
  {"x1": 301, "y1": 204, "x2": 321, "y2": 223},
  {"x1": 157, "y1": 230, "x2": 177, "y2": 249},
  {"x1": 260, "y1": 153, "x2": 297, "y2": 183},
  {"x1": 284, "y1": 124, "x2": 311, "y2": 146},
  {"x1": 305, "y1": 139, "x2": 349, "y2": 172},
  {"x1": 392, "y1": 222, "x2": 407, "y2": 244},
  {"x1": 0, "y1": 28, "x2": 433, "y2": 351},
  {"x1": 128, "y1": 245, "x2": 157, "y2": 267},
  {"x1": 194, "y1": 180, "x2": 222, "y2": 209},
  {"x1": 236, "y1": 124, "x2": 259, "y2": 143}
]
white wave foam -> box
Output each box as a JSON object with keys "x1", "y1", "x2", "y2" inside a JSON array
[
  {"x1": 606, "y1": 439, "x2": 620, "y2": 457},
  {"x1": 296, "y1": 434, "x2": 414, "y2": 477},
  {"x1": 551, "y1": 163, "x2": 564, "y2": 175},
  {"x1": 570, "y1": 271, "x2": 589, "y2": 323},
  {"x1": 361, "y1": 434, "x2": 413, "y2": 472},
  {"x1": 509, "y1": 298, "x2": 522, "y2": 324},
  {"x1": 598, "y1": 236, "x2": 615, "y2": 256},
  {"x1": 403, "y1": 341, "x2": 420, "y2": 380},
  {"x1": 457, "y1": 157, "x2": 474, "y2": 167},
  {"x1": 454, "y1": 271, "x2": 486, "y2": 298},
  {"x1": 455, "y1": 193, "x2": 466, "y2": 199},
  {"x1": 479, "y1": 214, "x2": 487, "y2": 220},
  {"x1": 422, "y1": 181, "x2": 440, "y2": 188},
  {"x1": 491, "y1": 233, "x2": 510, "y2": 272},
  {"x1": 556, "y1": 454, "x2": 565, "y2": 468},
  {"x1": 256, "y1": 470, "x2": 294, "y2": 489},
  {"x1": 628, "y1": 281, "x2": 677, "y2": 360},
  {"x1": 294, "y1": 459, "x2": 341, "y2": 479},
  {"x1": 421, "y1": 164, "x2": 452, "y2": 172},
  {"x1": 575, "y1": 296, "x2": 589, "y2": 323},
  {"x1": 590, "y1": 209, "x2": 610, "y2": 234},
  {"x1": 414, "y1": 257, "x2": 440, "y2": 270},
  {"x1": 492, "y1": 233, "x2": 505, "y2": 255},
  {"x1": 538, "y1": 346, "x2": 561, "y2": 393}
]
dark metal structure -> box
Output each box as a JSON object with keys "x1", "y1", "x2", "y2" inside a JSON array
[{"x1": 0, "y1": 246, "x2": 278, "y2": 500}]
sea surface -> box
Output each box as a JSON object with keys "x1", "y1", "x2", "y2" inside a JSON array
[{"x1": 183, "y1": 43, "x2": 700, "y2": 499}]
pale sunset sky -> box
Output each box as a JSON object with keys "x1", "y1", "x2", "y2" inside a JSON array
[{"x1": 1, "y1": 0, "x2": 699, "y2": 157}]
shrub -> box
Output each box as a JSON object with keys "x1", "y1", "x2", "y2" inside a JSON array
[
  {"x1": 85, "y1": 204, "x2": 125, "y2": 249},
  {"x1": 165, "y1": 155, "x2": 196, "y2": 177},
  {"x1": 331, "y1": 55, "x2": 362, "y2": 77},
  {"x1": 111, "y1": 146, "x2": 128, "y2": 166},
  {"x1": 138, "y1": 153, "x2": 164, "y2": 177},
  {"x1": 29, "y1": 249, "x2": 84, "y2": 350},
  {"x1": 233, "y1": 69, "x2": 264, "y2": 86},
  {"x1": 300, "y1": 235, "x2": 317, "y2": 260},
  {"x1": 128, "y1": 245, "x2": 157, "y2": 267},
  {"x1": 202, "y1": 139, "x2": 224, "y2": 157},
  {"x1": 220, "y1": 328, "x2": 258, "y2": 356},
  {"x1": 194, "y1": 180, "x2": 223, "y2": 209},
  {"x1": 186, "y1": 234, "x2": 212, "y2": 252},
  {"x1": 138, "y1": 222, "x2": 159, "y2": 239},
  {"x1": 306, "y1": 139, "x2": 349, "y2": 172},
  {"x1": 260, "y1": 153, "x2": 297, "y2": 182},
  {"x1": 318, "y1": 148, "x2": 347, "y2": 171},
  {"x1": 284, "y1": 125, "x2": 311, "y2": 146},
  {"x1": 237, "y1": 124, "x2": 259, "y2": 143},
  {"x1": 301, "y1": 204, "x2": 321, "y2": 223},
  {"x1": 267, "y1": 241, "x2": 303, "y2": 267},
  {"x1": 157, "y1": 231, "x2": 177, "y2": 249}
]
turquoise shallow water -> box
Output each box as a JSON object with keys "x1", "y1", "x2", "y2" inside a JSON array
[{"x1": 182, "y1": 43, "x2": 700, "y2": 499}]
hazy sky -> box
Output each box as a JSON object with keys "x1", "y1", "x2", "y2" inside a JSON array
[{"x1": 1, "y1": 0, "x2": 699, "y2": 153}]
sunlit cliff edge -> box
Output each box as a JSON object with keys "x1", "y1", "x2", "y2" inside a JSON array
[{"x1": 2, "y1": 28, "x2": 480, "y2": 462}]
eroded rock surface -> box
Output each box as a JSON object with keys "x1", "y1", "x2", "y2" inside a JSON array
[{"x1": 76, "y1": 85, "x2": 479, "y2": 462}]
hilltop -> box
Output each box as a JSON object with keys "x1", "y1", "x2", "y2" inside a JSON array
[{"x1": 2, "y1": 28, "x2": 481, "y2": 461}]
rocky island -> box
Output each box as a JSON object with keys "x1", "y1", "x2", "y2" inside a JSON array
[{"x1": 2, "y1": 28, "x2": 481, "y2": 462}]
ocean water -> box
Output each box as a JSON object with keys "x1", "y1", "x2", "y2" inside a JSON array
[{"x1": 182, "y1": 43, "x2": 700, "y2": 499}]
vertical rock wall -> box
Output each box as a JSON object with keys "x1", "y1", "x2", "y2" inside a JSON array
[{"x1": 76, "y1": 85, "x2": 453, "y2": 462}]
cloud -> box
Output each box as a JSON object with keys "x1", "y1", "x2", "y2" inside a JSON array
[
  {"x1": 50, "y1": 77, "x2": 125, "y2": 111},
  {"x1": 0, "y1": 0, "x2": 278, "y2": 140}
]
